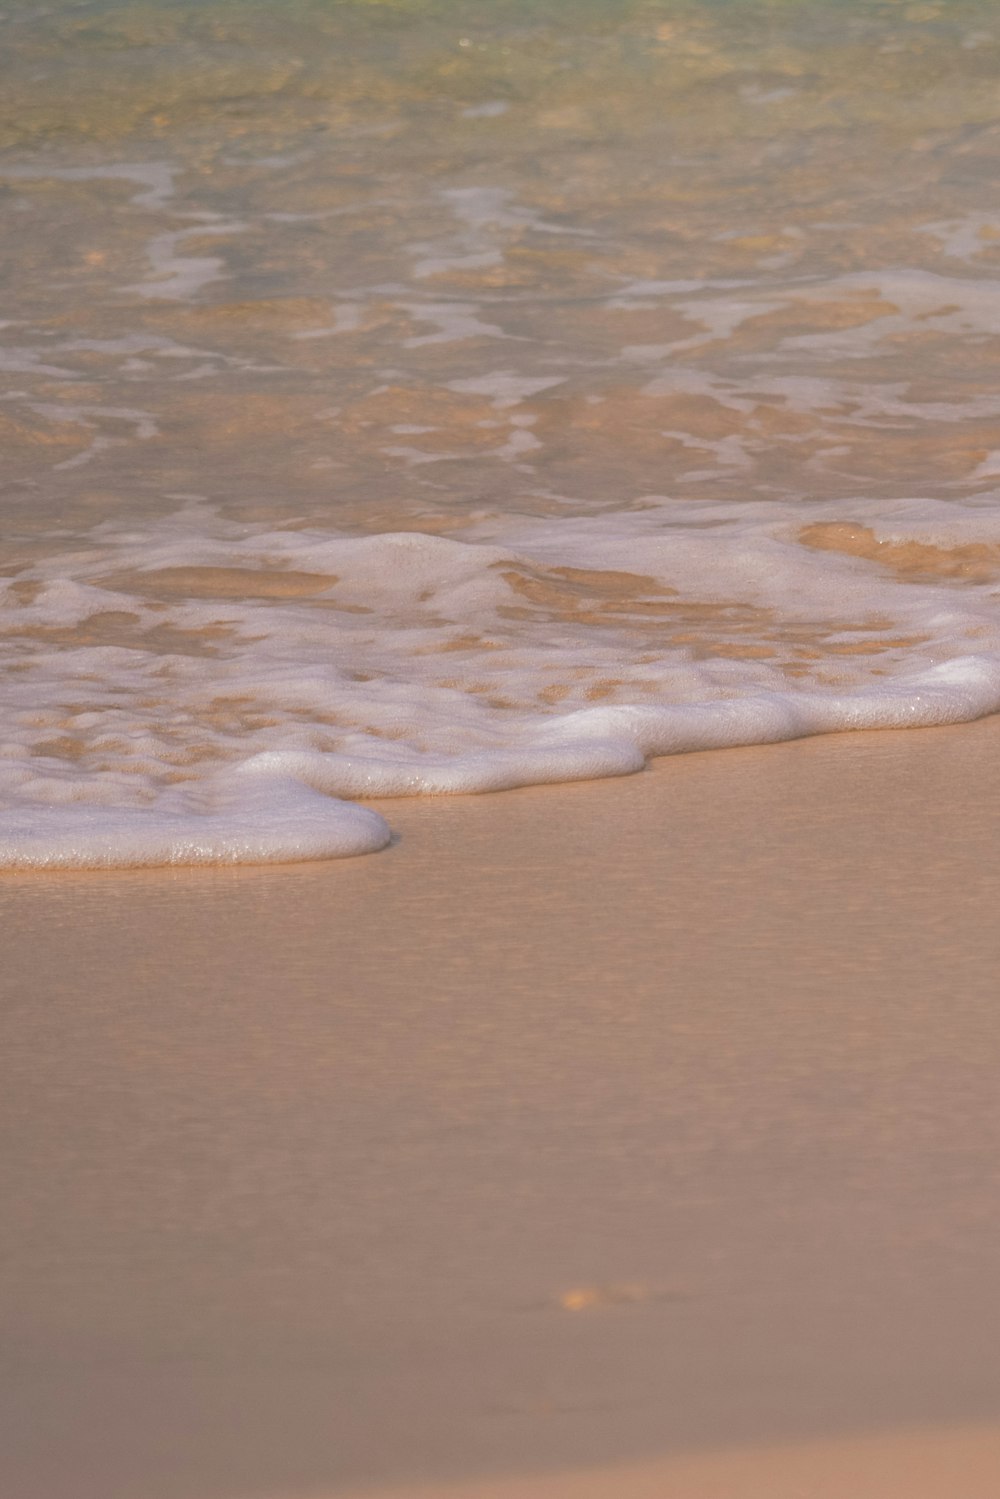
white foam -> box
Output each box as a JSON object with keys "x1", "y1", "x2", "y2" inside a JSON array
[
  {"x1": 462, "y1": 101, "x2": 510, "y2": 119},
  {"x1": 0, "y1": 163, "x2": 177, "y2": 210},
  {"x1": 2, "y1": 497, "x2": 1000, "y2": 868},
  {"x1": 412, "y1": 186, "x2": 592, "y2": 278},
  {"x1": 0, "y1": 776, "x2": 391, "y2": 869},
  {"x1": 130, "y1": 218, "x2": 249, "y2": 301}
]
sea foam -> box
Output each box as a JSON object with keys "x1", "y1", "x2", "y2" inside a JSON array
[{"x1": 2, "y1": 498, "x2": 1000, "y2": 866}]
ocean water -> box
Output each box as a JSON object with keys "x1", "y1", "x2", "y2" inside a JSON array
[{"x1": 2, "y1": 0, "x2": 1000, "y2": 865}]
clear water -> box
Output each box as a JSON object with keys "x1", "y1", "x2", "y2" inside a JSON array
[{"x1": 3, "y1": 0, "x2": 1000, "y2": 864}]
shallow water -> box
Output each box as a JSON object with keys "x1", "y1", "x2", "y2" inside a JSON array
[{"x1": 3, "y1": 0, "x2": 1000, "y2": 864}]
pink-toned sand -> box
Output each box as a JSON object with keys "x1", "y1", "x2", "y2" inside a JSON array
[
  {"x1": 3, "y1": 717, "x2": 1000, "y2": 1499},
  {"x1": 350, "y1": 1423, "x2": 1000, "y2": 1499}
]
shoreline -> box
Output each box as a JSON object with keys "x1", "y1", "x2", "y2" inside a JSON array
[{"x1": 3, "y1": 716, "x2": 1000, "y2": 1498}]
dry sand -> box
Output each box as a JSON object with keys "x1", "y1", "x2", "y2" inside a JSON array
[{"x1": 3, "y1": 718, "x2": 1000, "y2": 1499}]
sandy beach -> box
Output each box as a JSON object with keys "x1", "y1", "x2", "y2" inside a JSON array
[
  {"x1": 5, "y1": 3, "x2": 1000, "y2": 1494},
  {"x1": 3, "y1": 716, "x2": 1000, "y2": 1498},
  {"x1": 353, "y1": 1424, "x2": 1000, "y2": 1499}
]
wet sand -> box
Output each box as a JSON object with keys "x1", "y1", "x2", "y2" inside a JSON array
[{"x1": 3, "y1": 718, "x2": 1000, "y2": 1499}]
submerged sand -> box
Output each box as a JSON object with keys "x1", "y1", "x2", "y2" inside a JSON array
[{"x1": 3, "y1": 717, "x2": 1000, "y2": 1498}]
